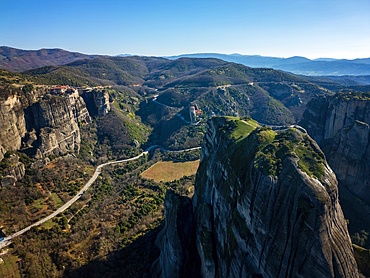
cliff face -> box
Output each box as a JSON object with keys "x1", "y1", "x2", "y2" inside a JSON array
[
  {"x1": 0, "y1": 154, "x2": 25, "y2": 187},
  {"x1": 81, "y1": 89, "x2": 110, "y2": 117},
  {"x1": 24, "y1": 91, "x2": 90, "y2": 159},
  {"x1": 151, "y1": 190, "x2": 200, "y2": 277},
  {"x1": 154, "y1": 117, "x2": 358, "y2": 277},
  {"x1": 0, "y1": 86, "x2": 91, "y2": 162},
  {"x1": 0, "y1": 93, "x2": 27, "y2": 161},
  {"x1": 300, "y1": 92, "x2": 370, "y2": 203},
  {"x1": 0, "y1": 85, "x2": 48, "y2": 161}
]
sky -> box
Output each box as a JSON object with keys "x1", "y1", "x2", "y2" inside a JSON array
[{"x1": 1, "y1": 0, "x2": 370, "y2": 59}]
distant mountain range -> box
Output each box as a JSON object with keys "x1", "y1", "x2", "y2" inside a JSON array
[
  {"x1": 167, "y1": 53, "x2": 370, "y2": 76},
  {"x1": 0, "y1": 46, "x2": 98, "y2": 72},
  {"x1": 1, "y1": 46, "x2": 370, "y2": 77}
]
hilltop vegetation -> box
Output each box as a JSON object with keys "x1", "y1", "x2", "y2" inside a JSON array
[
  {"x1": 215, "y1": 117, "x2": 327, "y2": 182},
  {"x1": 17, "y1": 55, "x2": 330, "y2": 124},
  {"x1": 169, "y1": 53, "x2": 370, "y2": 76},
  {"x1": 0, "y1": 46, "x2": 98, "y2": 72},
  {"x1": 3, "y1": 47, "x2": 369, "y2": 77},
  {"x1": 0, "y1": 53, "x2": 333, "y2": 133}
]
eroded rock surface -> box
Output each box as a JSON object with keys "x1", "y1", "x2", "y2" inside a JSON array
[
  {"x1": 0, "y1": 86, "x2": 92, "y2": 162},
  {"x1": 154, "y1": 117, "x2": 358, "y2": 277},
  {"x1": 0, "y1": 154, "x2": 25, "y2": 187},
  {"x1": 300, "y1": 92, "x2": 370, "y2": 204},
  {"x1": 81, "y1": 88, "x2": 110, "y2": 117}
]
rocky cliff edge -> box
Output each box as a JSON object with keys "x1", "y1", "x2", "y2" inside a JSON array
[
  {"x1": 0, "y1": 85, "x2": 113, "y2": 163},
  {"x1": 300, "y1": 92, "x2": 370, "y2": 204},
  {"x1": 153, "y1": 117, "x2": 358, "y2": 277}
]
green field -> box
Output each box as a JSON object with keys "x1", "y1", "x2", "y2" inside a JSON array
[
  {"x1": 40, "y1": 219, "x2": 55, "y2": 230},
  {"x1": 50, "y1": 193, "x2": 63, "y2": 208},
  {"x1": 141, "y1": 160, "x2": 200, "y2": 182},
  {"x1": 31, "y1": 198, "x2": 45, "y2": 210}
]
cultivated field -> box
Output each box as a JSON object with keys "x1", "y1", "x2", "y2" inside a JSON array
[{"x1": 141, "y1": 160, "x2": 200, "y2": 182}]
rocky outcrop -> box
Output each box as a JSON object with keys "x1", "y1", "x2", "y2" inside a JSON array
[
  {"x1": 0, "y1": 85, "x2": 91, "y2": 161},
  {"x1": 23, "y1": 91, "x2": 90, "y2": 159},
  {"x1": 0, "y1": 93, "x2": 27, "y2": 161},
  {"x1": 353, "y1": 245, "x2": 370, "y2": 277},
  {"x1": 81, "y1": 89, "x2": 110, "y2": 117},
  {"x1": 154, "y1": 117, "x2": 358, "y2": 277},
  {"x1": 151, "y1": 190, "x2": 200, "y2": 277},
  {"x1": 300, "y1": 92, "x2": 370, "y2": 204},
  {"x1": 0, "y1": 85, "x2": 48, "y2": 161},
  {"x1": 0, "y1": 154, "x2": 25, "y2": 187}
]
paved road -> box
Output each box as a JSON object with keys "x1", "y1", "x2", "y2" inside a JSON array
[
  {"x1": 0, "y1": 151, "x2": 148, "y2": 249},
  {"x1": 0, "y1": 146, "x2": 200, "y2": 250}
]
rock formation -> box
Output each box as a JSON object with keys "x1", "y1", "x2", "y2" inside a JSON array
[
  {"x1": 300, "y1": 92, "x2": 370, "y2": 204},
  {"x1": 0, "y1": 93, "x2": 27, "y2": 161},
  {"x1": 24, "y1": 90, "x2": 90, "y2": 159},
  {"x1": 80, "y1": 88, "x2": 110, "y2": 117},
  {"x1": 151, "y1": 190, "x2": 200, "y2": 277},
  {"x1": 0, "y1": 154, "x2": 25, "y2": 187},
  {"x1": 0, "y1": 85, "x2": 48, "y2": 161},
  {"x1": 153, "y1": 117, "x2": 358, "y2": 277},
  {"x1": 0, "y1": 85, "x2": 92, "y2": 162}
]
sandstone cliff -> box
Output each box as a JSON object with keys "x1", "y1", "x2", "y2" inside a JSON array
[
  {"x1": 24, "y1": 90, "x2": 90, "y2": 159},
  {"x1": 0, "y1": 93, "x2": 27, "y2": 161},
  {"x1": 81, "y1": 88, "x2": 110, "y2": 117},
  {"x1": 154, "y1": 117, "x2": 358, "y2": 277},
  {"x1": 151, "y1": 190, "x2": 200, "y2": 277},
  {"x1": 300, "y1": 92, "x2": 370, "y2": 204},
  {"x1": 0, "y1": 154, "x2": 25, "y2": 187},
  {"x1": 0, "y1": 85, "x2": 47, "y2": 161},
  {"x1": 0, "y1": 85, "x2": 91, "y2": 162}
]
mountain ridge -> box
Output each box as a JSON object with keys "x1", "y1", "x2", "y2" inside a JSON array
[
  {"x1": 0, "y1": 46, "x2": 100, "y2": 72},
  {"x1": 1, "y1": 46, "x2": 369, "y2": 77},
  {"x1": 167, "y1": 53, "x2": 370, "y2": 76}
]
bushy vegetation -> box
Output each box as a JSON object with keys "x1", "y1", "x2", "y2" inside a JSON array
[
  {"x1": 255, "y1": 128, "x2": 326, "y2": 179},
  {"x1": 0, "y1": 253, "x2": 21, "y2": 278},
  {"x1": 336, "y1": 90, "x2": 370, "y2": 101},
  {"x1": 162, "y1": 148, "x2": 201, "y2": 162},
  {"x1": 352, "y1": 230, "x2": 369, "y2": 247},
  {"x1": 1, "y1": 148, "x2": 197, "y2": 277},
  {"x1": 214, "y1": 118, "x2": 326, "y2": 184},
  {"x1": 353, "y1": 244, "x2": 370, "y2": 277},
  {"x1": 0, "y1": 69, "x2": 32, "y2": 86}
]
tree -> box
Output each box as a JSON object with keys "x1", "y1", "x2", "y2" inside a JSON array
[{"x1": 22, "y1": 84, "x2": 34, "y2": 93}]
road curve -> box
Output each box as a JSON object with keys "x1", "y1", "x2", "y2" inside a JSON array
[
  {"x1": 0, "y1": 152, "x2": 148, "y2": 249},
  {"x1": 0, "y1": 146, "x2": 200, "y2": 249}
]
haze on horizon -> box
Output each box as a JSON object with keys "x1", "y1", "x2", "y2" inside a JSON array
[{"x1": 1, "y1": 0, "x2": 369, "y2": 60}]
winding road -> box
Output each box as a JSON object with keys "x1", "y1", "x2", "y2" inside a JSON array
[{"x1": 0, "y1": 146, "x2": 201, "y2": 250}]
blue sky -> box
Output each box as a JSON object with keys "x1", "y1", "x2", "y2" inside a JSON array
[{"x1": 1, "y1": 0, "x2": 369, "y2": 59}]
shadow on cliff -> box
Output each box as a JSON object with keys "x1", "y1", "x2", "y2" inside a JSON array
[
  {"x1": 339, "y1": 183, "x2": 370, "y2": 246},
  {"x1": 63, "y1": 224, "x2": 163, "y2": 278}
]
